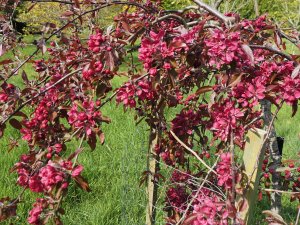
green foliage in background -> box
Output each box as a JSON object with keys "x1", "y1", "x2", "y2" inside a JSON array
[
  {"x1": 161, "y1": 0, "x2": 192, "y2": 9},
  {"x1": 224, "y1": 0, "x2": 300, "y2": 28},
  {"x1": 16, "y1": 2, "x2": 66, "y2": 33},
  {"x1": 16, "y1": 3, "x2": 123, "y2": 33},
  {"x1": 161, "y1": 0, "x2": 300, "y2": 28}
]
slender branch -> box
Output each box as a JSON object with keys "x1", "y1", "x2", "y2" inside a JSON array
[
  {"x1": 277, "y1": 29, "x2": 300, "y2": 45},
  {"x1": 176, "y1": 156, "x2": 220, "y2": 225},
  {"x1": 263, "y1": 189, "x2": 300, "y2": 195},
  {"x1": 23, "y1": 0, "x2": 74, "y2": 4},
  {"x1": 296, "y1": 207, "x2": 300, "y2": 225},
  {"x1": 164, "y1": 6, "x2": 199, "y2": 14},
  {"x1": 244, "y1": 116, "x2": 263, "y2": 130},
  {"x1": 1, "y1": 68, "x2": 82, "y2": 125},
  {"x1": 170, "y1": 130, "x2": 217, "y2": 175},
  {"x1": 72, "y1": 134, "x2": 85, "y2": 169},
  {"x1": 214, "y1": 0, "x2": 225, "y2": 9},
  {"x1": 250, "y1": 44, "x2": 295, "y2": 62},
  {"x1": 192, "y1": 0, "x2": 235, "y2": 24},
  {"x1": 155, "y1": 14, "x2": 188, "y2": 28}
]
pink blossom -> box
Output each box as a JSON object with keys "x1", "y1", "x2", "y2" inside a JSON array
[
  {"x1": 72, "y1": 165, "x2": 83, "y2": 177},
  {"x1": 210, "y1": 100, "x2": 244, "y2": 142},
  {"x1": 216, "y1": 153, "x2": 233, "y2": 189},
  {"x1": 0, "y1": 92, "x2": 8, "y2": 102},
  {"x1": 87, "y1": 30, "x2": 106, "y2": 53},
  {"x1": 205, "y1": 29, "x2": 248, "y2": 69},
  {"x1": 39, "y1": 163, "x2": 65, "y2": 191},
  {"x1": 68, "y1": 100, "x2": 102, "y2": 136},
  {"x1": 279, "y1": 76, "x2": 300, "y2": 105},
  {"x1": 116, "y1": 82, "x2": 136, "y2": 108},
  {"x1": 28, "y1": 198, "x2": 48, "y2": 225},
  {"x1": 192, "y1": 188, "x2": 228, "y2": 225}
]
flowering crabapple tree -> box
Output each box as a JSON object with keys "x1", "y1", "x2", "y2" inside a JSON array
[{"x1": 1, "y1": 0, "x2": 300, "y2": 224}]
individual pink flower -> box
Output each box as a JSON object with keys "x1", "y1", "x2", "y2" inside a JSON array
[
  {"x1": 72, "y1": 165, "x2": 83, "y2": 177},
  {"x1": 39, "y1": 163, "x2": 65, "y2": 191}
]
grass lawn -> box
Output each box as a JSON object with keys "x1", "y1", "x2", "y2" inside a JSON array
[{"x1": 0, "y1": 36, "x2": 299, "y2": 224}]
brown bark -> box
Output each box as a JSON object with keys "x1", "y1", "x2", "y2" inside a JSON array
[{"x1": 261, "y1": 100, "x2": 282, "y2": 213}]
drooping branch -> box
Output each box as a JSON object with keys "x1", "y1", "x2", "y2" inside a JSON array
[
  {"x1": 214, "y1": 0, "x2": 225, "y2": 9},
  {"x1": 22, "y1": 0, "x2": 74, "y2": 4},
  {"x1": 250, "y1": 44, "x2": 295, "y2": 62},
  {"x1": 192, "y1": 0, "x2": 235, "y2": 23},
  {"x1": 4, "y1": 1, "x2": 150, "y2": 82},
  {"x1": 1, "y1": 68, "x2": 82, "y2": 125},
  {"x1": 170, "y1": 130, "x2": 218, "y2": 175}
]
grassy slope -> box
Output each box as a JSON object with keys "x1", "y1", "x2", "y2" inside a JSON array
[{"x1": 0, "y1": 36, "x2": 300, "y2": 224}]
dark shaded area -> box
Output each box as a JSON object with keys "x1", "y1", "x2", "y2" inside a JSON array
[
  {"x1": 12, "y1": 20, "x2": 26, "y2": 34},
  {"x1": 277, "y1": 136, "x2": 284, "y2": 156}
]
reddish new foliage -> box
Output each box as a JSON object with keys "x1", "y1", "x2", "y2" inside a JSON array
[{"x1": 0, "y1": 0, "x2": 300, "y2": 224}]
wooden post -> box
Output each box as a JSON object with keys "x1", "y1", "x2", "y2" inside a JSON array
[
  {"x1": 146, "y1": 127, "x2": 160, "y2": 225},
  {"x1": 237, "y1": 128, "x2": 267, "y2": 224}
]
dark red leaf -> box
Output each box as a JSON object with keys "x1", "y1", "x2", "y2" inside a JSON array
[
  {"x1": 0, "y1": 59, "x2": 12, "y2": 65},
  {"x1": 87, "y1": 135, "x2": 96, "y2": 150},
  {"x1": 292, "y1": 101, "x2": 298, "y2": 117},
  {"x1": 9, "y1": 119, "x2": 22, "y2": 130},
  {"x1": 195, "y1": 86, "x2": 213, "y2": 96},
  {"x1": 98, "y1": 131, "x2": 105, "y2": 145},
  {"x1": 73, "y1": 175, "x2": 91, "y2": 192}
]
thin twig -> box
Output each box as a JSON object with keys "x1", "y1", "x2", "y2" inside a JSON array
[
  {"x1": 192, "y1": 0, "x2": 235, "y2": 24},
  {"x1": 72, "y1": 134, "x2": 85, "y2": 169},
  {"x1": 214, "y1": 0, "x2": 225, "y2": 9},
  {"x1": 155, "y1": 14, "x2": 188, "y2": 28},
  {"x1": 263, "y1": 189, "x2": 300, "y2": 195},
  {"x1": 296, "y1": 207, "x2": 300, "y2": 225},
  {"x1": 250, "y1": 44, "x2": 295, "y2": 62},
  {"x1": 164, "y1": 6, "x2": 199, "y2": 14},
  {"x1": 176, "y1": 156, "x2": 220, "y2": 225},
  {"x1": 170, "y1": 130, "x2": 217, "y2": 175}
]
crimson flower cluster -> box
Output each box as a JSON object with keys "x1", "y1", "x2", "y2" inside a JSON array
[
  {"x1": 68, "y1": 100, "x2": 102, "y2": 137},
  {"x1": 116, "y1": 80, "x2": 156, "y2": 108}
]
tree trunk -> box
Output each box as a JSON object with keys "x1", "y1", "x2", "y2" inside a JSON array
[{"x1": 261, "y1": 100, "x2": 282, "y2": 213}]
